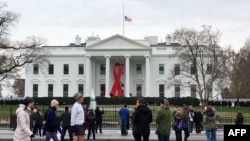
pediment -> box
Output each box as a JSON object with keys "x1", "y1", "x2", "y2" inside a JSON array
[{"x1": 85, "y1": 34, "x2": 151, "y2": 50}]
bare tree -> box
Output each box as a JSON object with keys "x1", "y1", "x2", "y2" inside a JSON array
[
  {"x1": 168, "y1": 25, "x2": 227, "y2": 105},
  {"x1": 0, "y1": 3, "x2": 48, "y2": 82},
  {"x1": 229, "y1": 38, "x2": 250, "y2": 100}
]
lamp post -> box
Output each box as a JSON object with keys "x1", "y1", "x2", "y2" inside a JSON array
[{"x1": 10, "y1": 96, "x2": 13, "y2": 116}]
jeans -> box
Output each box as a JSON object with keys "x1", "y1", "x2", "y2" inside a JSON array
[
  {"x1": 205, "y1": 129, "x2": 217, "y2": 141},
  {"x1": 188, "y1": 121, "x2": 194, "y2": 133},
  {"x1": 157, "y1": 132, "x2": 169, "y2": 141},
  {"x1": 120, "y1": 119, "x2": 127, "y2": 135}
]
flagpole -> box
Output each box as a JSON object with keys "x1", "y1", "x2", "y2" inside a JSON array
[{"x1": 123, "y1": 3, "x2": 124, "y2": 36}]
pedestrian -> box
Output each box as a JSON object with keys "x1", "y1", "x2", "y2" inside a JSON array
[
  {"x1": 119, "y1": 103, "x2": 130, "y2": 136},
  {"x1": 44, "y1": 99, "x2": 63, "y2": 141},
  {"x1": 182, "y1": 105, "x2": 190, "y2": 141},
  {"x1": 131, "y1": 107, "x2": 137, "y2": 138},
  {"x1": 60, "y1": 106, "x2": 73, "y2": 141},
  {"x1": 30, "y1": 107, "x2": 38, "y2": 137},
  {"x1": 133, "y1": 98, "x2": 153, "y2": 141},
  {"x1": 235, "y1": 111, "x2": 244, "y2": 125},
  {"x1": 83, "y1": 105, "x2": 89, "y2": 135},
  {"x1": 33, "y1": 109, "x2": 43, "y2": 137},
  {"x1": 87, "y1": 109, "x2": 96, "y2": 141},
  {"x1": 155, "y1": 98, "x2": 172, "y2": 141},
  {"x1": 95, "y1": 106, "x2": 104, "y2": 134},
  {"x1": 194, "y1": 108, "x2": 203, "y2": 134},
  {"x1": 203, "y1": 105, "x2": 220, "y2": 141},
  {"x1": 173, "y1": 109, "x2": 183, "y2": 141},
  {"x1": 188, "y1": 105, "x2": 195, "y2": 134},
  {"x1": 70, "y1": 93, "x2": 85, "y2": 141},
  {"x1": 14, "y1": 96, "x2": 34, "y2": 141}
]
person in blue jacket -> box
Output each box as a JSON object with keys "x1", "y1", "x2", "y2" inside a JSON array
[
  {"x1": 44, "y1": 99, "x2": 63, "y2": 141},
  {"x1": 119, "y1": 104, "x2": 130, "y2": 136}
]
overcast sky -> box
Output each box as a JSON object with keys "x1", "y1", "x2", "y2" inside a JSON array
[{"x1": 4, "y1": 0, "x2": 250, "y2": 52}]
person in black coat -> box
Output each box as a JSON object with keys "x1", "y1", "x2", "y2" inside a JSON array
[
  {"x1": 95, "y1": 106, "x2": 104, "y2": 134},
  {"x1": 60, "y1": 107, "x2": 73, "y2": 141},
  {"x1": 133, "y1": 98, "x2": 153, "y2": 141},
  {"x1": 194, "y1": 108, "x2": 203, "y2": 134},
  {"x1": 235, "y1": 111, "x2": 244, "y2": 125},
  {"x1": 87, "y1": 109, "x2": 96, "y2": 140}
]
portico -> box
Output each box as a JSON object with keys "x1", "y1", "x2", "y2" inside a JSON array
[{"x1": 84, "y1": 34, "x2": 151, "y2": 97}]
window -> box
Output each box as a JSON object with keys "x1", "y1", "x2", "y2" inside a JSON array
[
  {"x1": 191, "y1": 84, "x2": 196, "y2": 98},
  {"x1": 206, "y1": 64, "x2": 212, "y2": 74},
  {"x1": 159, "y1": 64, "x2": 164, "y2": 75},
  {"x1": 78, "y1": 84, "x2": 84, "y2": 95},
  {"x1": 136, "y1": 84, "x2": 142, "y2": 97},
  {"x1": 175, "y1": 84, "x2": 180, "y2": 98},
  {"x1": 79, "y1": 64, "x2": 84, "y2": 75},
  {"x1": 63, "y1": 84, "x2": 68, "y2": 97},
  {"x1": 175, "y1": 64, "x2": 180, "y2": 75},
  {"x1": 48, "y1": 64, "x2": 54, "y2": 75},
  {"x1": 33, "y1": 84, "x2": 38, "y2": 98},
  {"x1": 100, "y1": 84, "x2": 105, "y2": 97},
  {"x1": 100, "y1": 64, "x2": 106, "y2": 75},
  {"x1": 48, "y1": 84, "x2": 53, "y2": 97},
  {"x1": 64, "y1": 64, "x2": 69, "y2": 74},
  {"x1": 159, "y1": 84, "x2": 164, "y2": 97},
  {"x1": 33, "y1": 64, "x2": 39, "y2": 74},
  {"x1": 136, "y1": 64, "x2": 142, "y2": 75},
  {"x1": 191, "y1": 64, "x2": 196, "y2": 75}
]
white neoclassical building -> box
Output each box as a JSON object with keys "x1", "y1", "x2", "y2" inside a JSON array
[{"x1": 25, "y1": 34, "x2": 221, "y2": 99}]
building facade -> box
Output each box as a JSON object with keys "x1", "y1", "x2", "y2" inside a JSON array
[{"x1": 25, "y1": 34, "x2": 221, "y2": 99}]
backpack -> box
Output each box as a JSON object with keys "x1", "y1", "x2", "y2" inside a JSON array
[
  {"x1": 35, "y1": 114, "x2": 43, "y2": 127},
  {"x1": 87, "y1": 111, "x2": 96, "y2": 126}
]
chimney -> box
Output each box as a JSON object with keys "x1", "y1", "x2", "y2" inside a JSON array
[
  {"x1": 165, "y1": 35, "x2": 171, "y2": 45},
  {"x1": 75, "y1": 35, "x2": 81, "y2": 45}
]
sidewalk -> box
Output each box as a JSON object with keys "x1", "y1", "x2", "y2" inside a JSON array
[{"x1": 0, "y1": 129, "x2": 224, "y2": 141}]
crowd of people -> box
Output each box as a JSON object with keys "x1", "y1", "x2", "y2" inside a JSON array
[{"x1": 14, "y1": 95, "x2": 244, "y2": 141}]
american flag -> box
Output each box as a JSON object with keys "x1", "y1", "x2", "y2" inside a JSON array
[{"x1": 124, "y1": 16, "x2": 132, "y2": 22}]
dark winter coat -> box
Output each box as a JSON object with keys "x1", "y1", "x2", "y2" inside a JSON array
[
  {"x1": 87, "y1": 111, "x2": 96, "y2": 129},
  {"x1": 194, "y1": 111, "x2": 203, "y2": 124},
  {"x1": 134, "y1": 105, "x2": 153, "y2": 135},
  {"x1": 60, "y1": 111, "x2": 71, "y2": 128},
  {"x1": 44, "y1": 108, "x2": 60, "y2": 132},
  {"x1": 95, "y1": 108, "x2": 104, "y2": 123}
]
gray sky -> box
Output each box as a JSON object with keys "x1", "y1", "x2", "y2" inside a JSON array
[{"x1": 4, "y1": 0, "x2": 250, "y2": 52}]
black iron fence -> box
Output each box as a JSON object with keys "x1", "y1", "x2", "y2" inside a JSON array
[{"x1": 1, "y1": 100, "x2": 250, "y2": 130}]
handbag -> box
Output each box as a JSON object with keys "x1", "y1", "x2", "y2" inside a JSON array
[{"x1": 172, "y1": 121, "x2": 178, "y2": 129}]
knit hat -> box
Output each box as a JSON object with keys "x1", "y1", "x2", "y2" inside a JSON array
[
  {"x1": 51, "y1": 99, "x2": 59, "y2": 107},
  {"x1": 74, "y1": 93, "x2": 83, "y2": 100}
]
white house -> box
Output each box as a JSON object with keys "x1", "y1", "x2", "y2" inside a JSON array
[{"x1": 25, "y1": 34, "x2": 222, "y2": 99}]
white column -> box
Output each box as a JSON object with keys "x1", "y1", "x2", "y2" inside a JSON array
[
  {"x1": 145, "y1": 55, "x2": 151, "y2": 97},
  {"x1": 105, "y1": 55, "x2": 111, "y2": 98},
  {"x1": 85, "y1": 55, "x2": 91, "y2": 97},
  {"x1": 125, "y1": 55, "x2": 130, "y2": 97}
]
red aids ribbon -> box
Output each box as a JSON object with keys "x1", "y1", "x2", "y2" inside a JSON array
[{"x1": 110, "y1": 63, "x2": 124, "y2": 97}]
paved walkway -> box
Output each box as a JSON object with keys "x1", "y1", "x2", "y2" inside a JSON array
[{"x1": 0, "y1": 129, "x2": 224, "y2": 141}]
